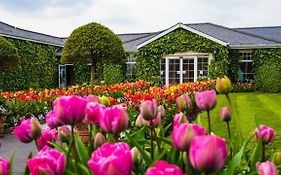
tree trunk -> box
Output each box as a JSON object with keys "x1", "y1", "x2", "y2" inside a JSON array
[{"x1": 90, "y1": 62, "x2": 95, "y2": 93}]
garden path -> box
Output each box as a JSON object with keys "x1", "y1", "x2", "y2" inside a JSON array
[{"x1": 0, "y1": 124, "x2": 47, "y2": 174}]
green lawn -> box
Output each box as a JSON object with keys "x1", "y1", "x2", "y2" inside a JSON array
[{"x1": 200, "y1": 92, "x2": 281, "y2": 151}]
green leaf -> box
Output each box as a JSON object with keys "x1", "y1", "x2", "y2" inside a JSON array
[
  {"x1": 223, "y1": 136, "x2": 251, "y2": 175},
  {"x1": 196, "y1": 113, "x2": 202, "y2": 126},
  {"x1": 157, "y1": 136, "x2": 172, "y2": 145},
  {"x1": 75, "y1": 133, "x2": 90, "y2": 165},
  {"x1": 77, "y1": 163, "x2": 92, "y2": 175},
  {"x1": 23, "y1": 152, "x2": 33, "y2": 175},
  {"x1": 8, "y1": 150, "x2": 16, "y2": 175},
  {"x1": 125, "y1": 131, "x2": 152, "y2": 166},
  {"x1": 49, "y1": 142, "x2": 68, "y2": 154},
  {"x1": 250, "y1": 136, "x2": 262, "y2": 170}
]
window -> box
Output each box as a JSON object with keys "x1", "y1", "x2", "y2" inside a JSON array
[
  {"x1": 126, "y1": 54, "x2": 136, "y2": 81},
  {"x1": 197, "y1": 57, "x2": 209, "y2": 77},
  {"x1": 239, "y1": 51, "x2": 254, "y2": 82},
  {"x1": 160, "y1": 59, "x2": 165, "y2": 82}
]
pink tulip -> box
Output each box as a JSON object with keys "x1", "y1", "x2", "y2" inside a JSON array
[
  {"x1": 146, "y1": 160, "x2": 185, "y2": 175},
  {"x1": 140, "y1": 100, "x2": 158, "y2": 120},
  {"x1": 0, "y1": 156, "x2": 9, "y2": 175},
  {"x1": 14, "y1": 118, "x2": 42, "y2": 143},
  {"x1": 84, "y1": 94, "x2": 99, "y2": 103},
  {"x1": 255, "y1": 125, "x2": 275, "y2": 144},
  {"x1": 257, "y1": 161, "x2": 278, "y2": 175},
  {"x1": 55, "y1": 95, "x2": 87, "y2": 125},
  {"x1": 85, "y1": 102, "x2": 106, "y2": 125},
  {"x1": 220, "y1": 106, "x2": 231, "y2": 122},
  {"x1": 189, "y1": 135, "x2": 227, "y2": 173},
  {"x1": 28, "y1": 146, "x2": 66, "y2": 175},
  {"x1": 99, "y1": 106, "x2": 128, "y2": 134},
  {"x1": 195, "y1": 90, "x2": 217, "y2": 111},
  {"x1": 173, "y1": 112, "x2": 188, "y2": 128},
  {"x1": 176, "y1": 94, "x2": 191, "y2": 112},
  {"x1": 172, "y1": 123, "x2": 205, "y2": 151},
  {"x1": 46, "y1": 110, "x2": 61, "y2": 129},
  {"x1": 148, "y1": 112, "x2": 162, "y2": 128},
  {"x1": 88, "y1": 142, "x2": 133, "y2": 175},
  {"x1": 36, "y1": 128, "x2": 58, "y2": 150}
]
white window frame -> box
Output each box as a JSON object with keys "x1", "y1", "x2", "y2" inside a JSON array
[{"x1": 238, "y1": 50, "x2": 254, "y2": 81}]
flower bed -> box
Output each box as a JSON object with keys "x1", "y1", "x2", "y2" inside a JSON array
[{"x1": 0, "y1": 76, "x2": 280, "y2": 175}]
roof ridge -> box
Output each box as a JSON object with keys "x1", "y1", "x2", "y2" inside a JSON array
[
  {"x1": 123, "y1": 32, "x2": 160, "y2": 44},
  {"x1": 203, "y1": 22, "x2": 281, "y2": 44}
]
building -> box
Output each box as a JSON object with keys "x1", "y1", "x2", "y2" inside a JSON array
[{"x1": 1, "y1": 21, "x2": 281, "y2": 89}]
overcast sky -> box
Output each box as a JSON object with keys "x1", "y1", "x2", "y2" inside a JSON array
[{"x1": 0, "y1": 0, "x2": 280, "y2": 37}]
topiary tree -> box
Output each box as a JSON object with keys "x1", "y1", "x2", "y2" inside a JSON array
[
  {"x1": 61, "y1": 22, "x2": 125, "y2": 89},
  {"x1": 0, "y1": 36, "x2": 20, "y2": 70}
]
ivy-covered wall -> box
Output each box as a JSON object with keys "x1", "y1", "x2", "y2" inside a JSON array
[
  {"x1": 253, "y1": 49, "x2": 281, "y2": 92},
  {"x1": 0, "y1": 38, "x2": 59, "y2": 91},
  {"x1": 134, "y1": 29, "x2": 236, "y2": 82}
]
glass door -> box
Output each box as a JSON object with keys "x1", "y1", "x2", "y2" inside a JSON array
[
  {"x1": 169, "y1": 59, "x2": 180, "y2": 85},
  {"x1": 182, "y1": 58, "x2": 195, "y2": 83}
]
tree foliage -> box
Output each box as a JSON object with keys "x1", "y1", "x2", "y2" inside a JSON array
[
  {"x1": 0, "y1": 36, "x2": 20, "y2": 70},
  {"x1": 61, "y1": 22, "x2": 125, "y2": 65}
]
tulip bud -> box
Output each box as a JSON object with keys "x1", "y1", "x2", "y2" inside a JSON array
[
  {"x1": 99, "y1": 96, "x2": 110, "y2": 107},
  {"x1": 176, "y1": 94, "x2": 191, "y2": 112},
  {"x1": 173, "y1": 112, "x2": 188, "y2": 128},
  {"x1": 131, "y1": 147, "x2": 142, "y2": 164},
  {"x1": 257, "y1": 161, "x2": 278, "y2": 175},
  {"x1": 272, "y1": 152, "x2": 281, "y2": 166},
  {"x1": 139, "y1": 100, "x2": 158, "y2": 121},
  {"x1": 216, "y1": 76, "x2": 232, "y2": 94},
  {"x1": 220, "y1": 106, "x2": 231, "y2": 122},
  {"x1": 0, "y1": 156, "x2": 9, "y2": 175},
  {"x1": 94, "y1": 133, "x2": 106, "y2": 148},
  {"x1": 146, "y1": 160, "x2": 185, "y2": 175},
  {"x1": 31, "y1": 117, "x2": 42, "y2": 140},
  {"x1": 195, "y1": 90, "x2": 217, "y2": 111},
  {"x1": 255, "y1": 125, "x2": 275, "y2": 144},
  {"x1": 135, "y1": 114, "x2": 148, "y2": 128},
  {"x1": 158, "y1": 105, "x2": 165, "y2": 118},
  {"x1": 58, "y1": 125, "x2": 71, "y2": 143}
]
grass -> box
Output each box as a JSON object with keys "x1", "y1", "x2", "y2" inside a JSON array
[{"x1": 200, "y1": 92, "x2": 281, "y2": 151}]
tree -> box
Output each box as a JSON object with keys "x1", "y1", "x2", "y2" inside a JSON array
[
  {"x1": 0, "y1": 36, "x2": 20, "y2": 70},
  {"x1": 61, "y1": 22, "x2": 125, "y2": 89}
]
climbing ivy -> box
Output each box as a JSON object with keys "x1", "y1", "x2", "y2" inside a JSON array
[
  {"x1": 134, "y1": 29, "x2": 233, "y2": 82},
  {"x1": 0, "y1": 38, "x2": 59, "y2": 91},
  {"x1": 253, "y1": 49, "x2": 281, "y2": 92}
]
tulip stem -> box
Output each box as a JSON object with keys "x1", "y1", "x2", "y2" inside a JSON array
[
  {"x1": 207, "y1": 110, "x2": 211, "y2": 134},
  {"x1": 71, "y1": 125, "x2": 79, "y2": 172},
  {"x1": 150, "y1": 126, "x2": 154, "y2": 160},
  {"x1": 185, "y1": 151, "x2": 193, "y2": 175},
  {"x1": 226, "y1": 93, "x2": 232, "y2": 107},
  {"x1": 34, "y1": 140, "x2": 39, "y2": 151},
  {"x1": 88, "y1": 124, "x2": 94, "y2": 154},
  {"x1": 262, "y1": 143, "x2": 266, "y2": 161},
  {"x1": 226, "y1": 121, "x2": 233, "y2": 159}
]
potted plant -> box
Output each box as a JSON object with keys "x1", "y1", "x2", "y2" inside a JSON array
[{"x1": 0, "y1": 101, "x2": 11, "y2": 137}]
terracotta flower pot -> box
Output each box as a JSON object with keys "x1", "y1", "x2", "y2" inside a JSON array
[{"x1": 75, "y1": 122, "x2": 90, "y2": 144}]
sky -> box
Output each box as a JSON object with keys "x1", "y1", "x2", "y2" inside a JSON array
[{"x1": 0, "y1": 0, "x2": 281, "y2": 37}]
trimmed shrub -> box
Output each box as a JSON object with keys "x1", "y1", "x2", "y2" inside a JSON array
[{"x1": 0, "y1": 36, "x2": 19, "y2": 70}]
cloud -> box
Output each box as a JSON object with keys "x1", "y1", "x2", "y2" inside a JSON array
[{"x1": 0, "y1": 0, "x2": 281, "y2": 37}]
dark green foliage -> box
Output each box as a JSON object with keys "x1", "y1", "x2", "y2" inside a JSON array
[
  {"x1": 0, "y1": 38, "x2": 58, "y2": 91},
  {"x1": 103, "y1": 63, "x2": 124, "y2": 84},
  {"x1": 228, "y1": 50, "x2": 240, "y2": 83},
  {"x1": 62, "y1": 22, "x2": 126, "y2": 87},
  {"x1": 134, "y1": 29, "x2": 230, "y2": 81},
  {"x1": 253, "y1": 49, "x2": 281, "y2": 92},
  {"x1": 61, "y1": 22, "x2": 125, "y2": 65},
  {"x1": 0, "y1": 36, "x2": 19, "y2": 70}
]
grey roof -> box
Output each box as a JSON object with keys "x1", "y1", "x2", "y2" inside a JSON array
[
  {"x1": 0, "y1": 21, "x2": 64, "y2": 47},
  {"x1": 118, "y1": 32, "x2": 160, "y2": 52},
  {"x1": 1, "y1": 20, "x2": 281, "y2": 52},
  {"x1": 233, "y1": 26, "x2": 281, "y2": 44},
  {"x1": 187, "y1": 23, "x2": 280, "y2": 47}
]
